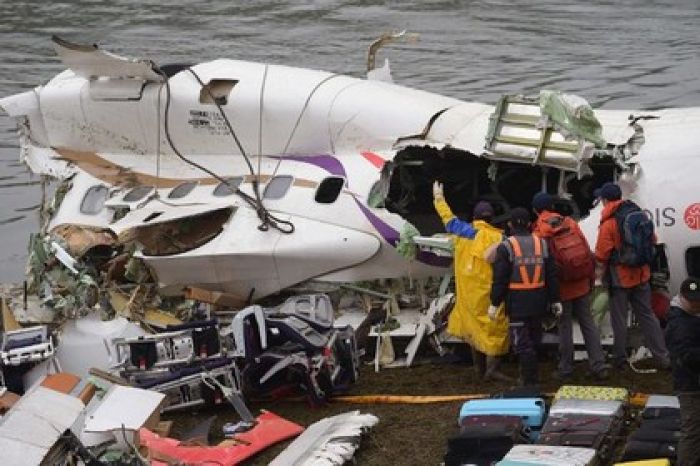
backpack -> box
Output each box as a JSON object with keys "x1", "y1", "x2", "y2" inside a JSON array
[
  {"x1": 613, "y1": 200, "x2": 655, "y2": 267},
  {"x1": 545, "y1": 215, "x2": 595, "y2": 282}
]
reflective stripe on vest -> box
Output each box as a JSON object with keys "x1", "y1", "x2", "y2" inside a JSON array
[{"x1": 508, "y1": 234, "x2": 546, "y2": 290}]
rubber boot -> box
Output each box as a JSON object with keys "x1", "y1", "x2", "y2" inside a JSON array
[
  {"x1": 484, "y1": 356, "x2": 514, "y2": 383},
  {"x1": 518, "y1": 353, "x2": 539, "y2": 387},
  {"x1": 471, "y1": 348, "x2": 486, "y2": 378}
]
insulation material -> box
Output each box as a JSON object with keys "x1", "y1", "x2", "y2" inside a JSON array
[{"x1": 539, "y1": 90, "x2": 606, "y2": 148}]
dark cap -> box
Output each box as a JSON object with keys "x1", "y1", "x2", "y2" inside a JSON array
[
  {"x1": 509, "y1": 207, "x2": 531, "y2": 226},
  {"x1": 681, "y1": 277, "x2": 700, "y2": 302},
  {"x1": 532, "y1": 192, "x2": 554, "y2": 212},
  {"x1": 593, "y1": 182, "x2": 622, "y2": 201},
  {"x1": 473, "y1": 201, "x2": 494, "y2": 220}
]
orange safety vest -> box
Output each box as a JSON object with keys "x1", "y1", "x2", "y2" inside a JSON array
[{"x1": 506, "y1": 234, "x2": 546, "y2": 290}]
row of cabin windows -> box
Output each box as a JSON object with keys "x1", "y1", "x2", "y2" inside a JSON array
[{"x1": 80, "y1": 175, "x2": 346, "y2": 215}]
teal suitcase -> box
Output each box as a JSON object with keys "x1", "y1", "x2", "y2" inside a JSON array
[{"x1": 459, "y1": 398, "x2": 546, "y2": 433}]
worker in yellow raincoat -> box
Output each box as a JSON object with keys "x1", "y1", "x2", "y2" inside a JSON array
[{"x1": 433, "y1": 182, "x2": 511, "y2": 381}]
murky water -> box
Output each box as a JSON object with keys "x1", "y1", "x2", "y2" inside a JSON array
[{"x1": 2, "y1": 0, "x2": 700, "y2": 282}]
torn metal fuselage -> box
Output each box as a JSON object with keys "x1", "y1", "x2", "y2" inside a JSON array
[{"x1": 1, "y1": 36, "x2": 696, "y2": 301}]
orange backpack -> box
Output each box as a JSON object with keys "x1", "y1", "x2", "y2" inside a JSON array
[{"x1": 546, "y1": 216, "x2": 594, "y2": 282}]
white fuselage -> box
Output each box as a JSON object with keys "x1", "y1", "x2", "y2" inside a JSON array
[{"x1": 3, "y1": 53, "x2": 700, "y2": 299}]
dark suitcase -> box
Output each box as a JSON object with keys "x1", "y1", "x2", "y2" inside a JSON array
[
  {"x1": 492, "y1": 387, "x2": 543, "y2": 399},
  {"x1": 636, "y1": 417, "x2": 681, "y2": 431},
  {"x1": 459, "y1": 414, "x2": 526, "y2": 429},
  {"x1": 641, "y1": 406, "x2": 681, "y2": 420},
  {"x1": 622, "y1": 440, "x2": 678, "y2": 460},
  {"x1": 537, "y1": 431, "x2": 605, "y2": 449},
  {"x1": 541, "y1": 413, "x2": 616, "y2": 435},
  {"x1": 538, "y1": 413, "x2": 620, "y2": 457},
  {"x1": 630, "y1": 428, "x2": 681, "y2": 444},
  {"x1": 445, "y1": 415, "x2": 528, "y2": 466}
]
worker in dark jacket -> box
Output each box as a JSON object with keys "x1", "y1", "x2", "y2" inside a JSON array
[
  {"x1": 665, "y1": 277, "x2": 700, "y2": 465},
  {"x1": 489, "y1": 207, "x2": 561, "y2": 386}
]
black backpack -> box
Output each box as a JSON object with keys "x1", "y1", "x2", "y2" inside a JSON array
[{"x1": 613, "y1": 200, "x2": 655, "y2": 267}]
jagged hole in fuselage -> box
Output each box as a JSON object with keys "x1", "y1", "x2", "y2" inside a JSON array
[{"x1": 383, "y1": 145, "x2": 618, "y2": 235}]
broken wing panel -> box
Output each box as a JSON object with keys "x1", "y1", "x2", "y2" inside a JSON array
[{"x1": 52, "y1": 36, "x2": 163, "y2": 82}]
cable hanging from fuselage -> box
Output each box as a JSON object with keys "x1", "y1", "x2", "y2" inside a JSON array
[{"x1": 153, "y1": 63, "x2": 295, "y2": 234}]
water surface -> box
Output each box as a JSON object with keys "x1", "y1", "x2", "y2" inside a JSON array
[{"x1": 2, "y1": 0, "x2": 700, "y2": 281}]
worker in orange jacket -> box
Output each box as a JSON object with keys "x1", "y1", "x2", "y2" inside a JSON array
[
  {"x1": 531, "y1": 192, "x2": 609, "y2": 380},
  {"x1": 594, "y1": 182, "x2": 669, "y2": 370}
]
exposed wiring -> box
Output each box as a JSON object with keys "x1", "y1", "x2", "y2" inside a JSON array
[{"x1": 152, "y1": 64, "x2": 294, "y2": 234}]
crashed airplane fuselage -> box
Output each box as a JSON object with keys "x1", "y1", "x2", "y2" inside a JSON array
[{"x1": 1, "y1": 37, "x2": 698, "y2": 300}]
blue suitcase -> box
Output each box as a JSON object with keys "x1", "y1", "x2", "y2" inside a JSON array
[{"x1": 459, "y1": 398, "x2": 546, "y2": 437}]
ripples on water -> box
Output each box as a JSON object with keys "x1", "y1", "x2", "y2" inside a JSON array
[{"x1": 1, "y1": 0, "x2": 700, "y2": 281}]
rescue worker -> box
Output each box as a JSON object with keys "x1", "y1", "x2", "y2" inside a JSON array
[
  {"x1": 433, "y1": 182, "x2": 511, "y2": 382},
  {"x1": 664, "y1": 277, "x2": 700, "y2": 465},
  {"x1": 531, "y1": 192, "x2": 610, "y2": 380},
  {"x1": 489, "y1": 207, "x2": 561, "y2": 386},
  {"x1": 594, "y1": 182, "x2": 670, "y2": 370}
]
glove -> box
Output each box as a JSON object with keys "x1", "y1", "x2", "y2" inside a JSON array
[
  {"x1": 433, "y1": 181, "x2": 444, "y2": 200},
  {"x1": 551, "y1": 302, "x2": 563, "y2": 318},
  {"x1": 487, "y1": 305, "x2": 499, "y2": 321}
]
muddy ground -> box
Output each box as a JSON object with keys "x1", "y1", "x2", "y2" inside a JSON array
[{"x1": 166, "y1": 351, "x2": 674, "y2": 466}]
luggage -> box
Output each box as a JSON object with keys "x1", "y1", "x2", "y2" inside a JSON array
[
  {"x1": 541, "y1": 414, "x2": 616, "y2": 434},
  {"x1": 621, "y1": 440, "x2": 677, "y2": 461},
  {"x1": 641, "y1": 407, "x2": 680, "y2": 420},
  {"x1": 549, "y1": 399, "x2": 623, "y2": 417},
  {"x1": 633, "y1": 417, "x2": 680, "y2": 432},
  {"x1": 492, "y1": 387, "x2": 544, "y2": 399},
  {"x1": 554, "y1": 385, "x2": 628, "y2": 402},
  {"x1": 644, "y1": 395, "x2": 679, "y2": 409},
  {"x1": 459, "y1": 398, "x2": 545, "y2": 430},
  {"x1": 537, "y1": 431, "x2": 606, "y2": 450},
  {"x1": 538, "y1": 413, "x2": 620, "y2": 455},
  {"x1": 629, "y1": 428, "x2": 680, "y2": 443},
  {"x1": 497, "y1": 445, "x2": 597, "y2": 466},
  {"x1": 614, "y1": 460, "x2": 670, "y2": 466},
  {"x1": 445, "y1": 415, "x2": 528, "y2": 466},
  {"x1": 622, "y1": 395, "x2": 681, "y2": 462},
  {"x1": 460, "y1": 414, "x2": 527, "y2": 429}
]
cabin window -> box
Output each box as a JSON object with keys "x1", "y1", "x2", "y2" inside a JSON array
[
  {"x1": 263, "y1": 176, "x2": 293, "y2": 200},
  {"x1": 168, "y1": 181, "x2": 197, "y2": 199},
  {"x1": 123, "y1": 186, "x2": 154, "y2": 202},
  {"x1": 315, "y1": 177, "x2": 345, "y2": 204},
  {"x1": 80, "y1": 185, "x2": 109, "y2": 214},
  {"x1": 213, "y1": 177, "x2": 243, "y2": 197},
  {"x1": 686, "y1": 247, "x2": 700, "y2": 277}
]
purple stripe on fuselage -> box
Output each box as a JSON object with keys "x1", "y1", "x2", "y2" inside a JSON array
[
  {"x1": 274, "y1": 154, "x2": 448, "y2": 268},
  {"x1": 353, "y1": 197, "x2": 400, "y2": 246},
  {"x1": 272, "y1": 154, "x2": 347, "y2": 180}
]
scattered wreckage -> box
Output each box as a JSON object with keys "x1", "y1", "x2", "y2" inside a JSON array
[
  {"x1": 0, "y1": 294, "x2": 375, "y2": 465},
  {"x1": 0, "y1": 32, "x2": 695, "y2": 464}
]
